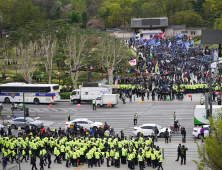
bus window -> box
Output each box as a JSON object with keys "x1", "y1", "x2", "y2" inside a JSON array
[
  {"x1": 53, "y1": 85, "x2": 59, "y2": 90},
  {"x1": 20, "y1": 87, "x2": 29, "y2": 92},
  {"x1": 39, "y1": 87, "x2": 46, "y2": 92},
  {"x1": 46, "y1": 87, "x2": 51, "y2": 93},
  {"x1": 29, "y1": 87, "x2": 39, "y2": 92},
  {"x1": 2, "y1": 87, "x2": 10, "y2": 92},
  {"x1": 10, "y1": 87, "x2": 20, "y2": 92}
]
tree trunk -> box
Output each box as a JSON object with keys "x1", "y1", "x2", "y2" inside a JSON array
[{"x1": 108, "y1": 71, "x2": 113, "y2": 85}]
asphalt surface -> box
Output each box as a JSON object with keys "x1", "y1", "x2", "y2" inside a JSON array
[
  {"x1": 1, "y1": 95, "x2": 212, "y2": 170},
  {"x1": 0, "y1": 95, "x2": 206, "y2": 142}
]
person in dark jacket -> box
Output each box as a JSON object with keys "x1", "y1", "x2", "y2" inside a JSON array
[
  {"x1": 31, "y1": 153, "x2": 37, "y2": 170},
  {"x1": 164, "y1": 128, "x2": 169, "y2": 143},
  {"x1": 175, "y1": 143, "x2": 181, "y2": 161},
  {"x1": 40, "y1": 155, "x2": 44, "y2": 170},
  {"x1": 181, "y1": 128, "x2": 186, "y2": 143},
  {"x1": 47, "y1": 151, "x2": 51, "y2": 168},
  {"x1": 180, "y1": 145, "x2": 188, "y2": 165}
]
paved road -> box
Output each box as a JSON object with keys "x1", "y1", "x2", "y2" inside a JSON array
[
  {"x1": 1, "y1": 97, "x2": 206, "y2": 142},
  {"x1": 1, "y1": 98, "x2": 210, "y2": 170}
]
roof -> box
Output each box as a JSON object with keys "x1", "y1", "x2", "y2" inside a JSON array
[
  {"x1": 74, "y1": 118, "x2": 88, "y2": 121},
  {"x1": 0, "y1": 83, "x2": 58, "y2": 87},
  {"x1": 131, "y1": 17, "x2": 168, "y2": 28},
  {"x1": 195, "y1": 105, "x2": 222, "y2": 109},
  {"x1": 186, "y1": 27, "x2": 207, "y2": 30},
  {"x1": 140, "y1": 124, "x2": 157, "y2": 126},
  {"x1": 167, "y1": 25, "x2": 186, "y2": 29}
]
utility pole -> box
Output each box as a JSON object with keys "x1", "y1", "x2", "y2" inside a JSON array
[
  {"x1": 23, "y1": 93, "x2": 26, "y2": 121},
  {"x1": 114, "y1": 38, "x2": 117, "y2": 79},
  {"x1": 86, "y1": 50, "x2": 89, "y2": 82},
  {"x1": 209, "y1": 66, "x2": 213, "y2": 116}
]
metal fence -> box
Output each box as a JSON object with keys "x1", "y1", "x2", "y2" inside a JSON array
[{"x1": 7, "y1": 165, "x2": 18, "y2": 170}]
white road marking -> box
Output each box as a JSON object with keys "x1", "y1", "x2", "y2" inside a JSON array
[{"x1": 35, "y1": 117, "x2": 40, "y2": 120}]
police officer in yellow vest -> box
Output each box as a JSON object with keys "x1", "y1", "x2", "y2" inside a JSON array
[
  {"x1": 92, "y1": 98, "x2": 96, "y2": 110},
  {"x1": 138, "y1": 152, "x2": 144, "y2": 170},
  {"x1": 134, "y1": 113, "x2": 138, "y2": 125},
  {"x1": 157, "y1": 152, "x2": 163, "y2": 170},
  {"x1": 200, "y1": 97, "x2": 204, "y2": 105},
  {"x1": 106, "y1": 149, "x2": 110, "y2": 167}
]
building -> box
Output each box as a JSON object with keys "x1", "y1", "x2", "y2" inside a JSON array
[
  {"x1": 166, "y1": 25, "x2": 207, "y2": 38},
  {"x1": 131, "y1": 17, "x2": 168, "y2": 33}
]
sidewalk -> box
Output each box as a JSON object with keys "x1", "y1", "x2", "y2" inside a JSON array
[{"x1": 58, "y1": 93, "x2": 213, "y2": 103}]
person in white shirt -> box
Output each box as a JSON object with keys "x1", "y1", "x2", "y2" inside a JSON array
[{"x1": 18, "y1": 126, "x2": 22, "y2": 134}]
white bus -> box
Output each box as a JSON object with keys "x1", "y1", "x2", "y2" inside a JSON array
[{"x1": 0, "y1": 83, "x2": 60, "y2": 104}]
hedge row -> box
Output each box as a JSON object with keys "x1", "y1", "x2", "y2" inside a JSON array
[{"x1": 60, "y1": 93, "x2": 70, "y2": 99}]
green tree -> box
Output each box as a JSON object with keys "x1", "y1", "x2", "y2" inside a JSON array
[
  {"x1": 81, "y1": 11, "x2": 88, "y2": 28},
  {"x1": 169, "y1": 10, "x2": 204, "y2": 27},
  {"x1": 214, "y1": 15, "x2": 222, "y2": 29},
  {"x1": 193, "y1": 114, "x2": 222, "y2": 170},
  {"x1": 69, "y1": 10, "x2": 81, "y2": 23},
  {"x1": 78, "y1": 72, "x2": 100, "y2": 83},
  {"x1": 5, "y1": 0, "x2": 45, "y2": 28}
]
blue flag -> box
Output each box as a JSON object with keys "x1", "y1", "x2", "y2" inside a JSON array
[
  {"x1": 211, "y1": 46, "x2": 214, "y2": 54},
  {"x1": 179, "y1": 33, "x2": 184, "y2": 38},
  {"x1": 144, "y1": 41, "x2": 147, "y2": 47},
  {"x1": 176, "y1": 39, "x2": 182, "y2": 45},
  {"x1": 173, "y1": 29, "x2": 174, "y2": 35},
  {"x1": 139, "y1": 37, "x2": 143, "y2": 44},
  {"x1": 173, "y1": 43, "x2": 176, "y2": 50},
  {"x1": 191, "y1": 40, "x2": 194, "y2": 45},
  {"x1": 199, "y1": 42, "x2": 202, "y2": 50},
  {"x1": 151, "y1": 45, "x2": 154, "y2": 52},
  {"x1": 168, "y1": 41, "x2": 171, "y2": 48},
  {"x1": 133, "y1": 33, "x2": 136, "y2": 38},
  {"x1": 155, "y1": 40, "x2": 161, "y2": 46},
  {"x1": 175, "y1": 32, "x2": 178, "y2": 38},
  {"x1": 118, "y1": 75, "x2": 119, "y2": 79}
]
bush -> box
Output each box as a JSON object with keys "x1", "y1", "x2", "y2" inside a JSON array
[{"x1": 60, "y1": 93, "x2": 70, "y2": 99}]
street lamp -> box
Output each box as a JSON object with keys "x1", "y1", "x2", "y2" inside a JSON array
[{"x1": 17, "y1": 141, "x2": 21, "y2": 170}]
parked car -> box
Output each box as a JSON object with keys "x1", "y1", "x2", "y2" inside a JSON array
[
  {"x1": 65, "y1": 118, "x2": 103, "y2": 130},
  {"x1": 7, "y1": 117, "x2": 43, "y2": 129},
  {"x1": 0, "y1": 124, "x2": 5, "y2": 129},
  {"x1": 192, "y1": 125, "x2": 210, "y2": 139},
  {"x1": 133, "y1": 124, "x2": 171, "y2": 138}
]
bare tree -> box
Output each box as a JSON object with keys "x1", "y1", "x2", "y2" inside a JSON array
[
  {"x1": 97, "y1": 38, "x2": 127, "y2": 85},
  {"x1": 63, "y1": 34, "x2": 88, "y2": 89},
  {"x1": 40, "y1": 36, "x2": 57, "y2": 84},
  {"x1": 18, "y1": 41, "x2": 40, "y2": 84}
]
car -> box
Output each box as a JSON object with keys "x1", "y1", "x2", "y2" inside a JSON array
[
  {"x1": 192, "y1": 125, "x2": 210, "y2": 139},
  {"x1": 0, "y1": 124, "x2": 5, "y2": 129},
  {"x1": 7, "y1": 117, "x2": 44, "y2": 129},
  {"x1": 65, "y1": 118, "x2": 103, "y2": 130},
  {"x1": 133, "y1": 124, "x2": 171, "y2": 138}
]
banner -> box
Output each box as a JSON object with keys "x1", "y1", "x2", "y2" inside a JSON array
[
  {"x1": 155, "y1": 61, "x2": 158, "y2": 73},
  {"x1": 114, "y1": 79, "x2": 117, "y2": 88},
  {"x1": 129, "y1": 59, "x2": 136, "y2": 66}
]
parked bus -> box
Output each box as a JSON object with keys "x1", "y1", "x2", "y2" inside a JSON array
[{"x1": 0, "y1": 83, "x2": 60, "y2": 104}]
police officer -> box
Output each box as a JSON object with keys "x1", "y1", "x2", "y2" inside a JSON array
[
  {"x1": 31, "y1": 152, "x2": 37, "y2": 170},
  {"x1": 122, "y1": 93, "x2": 126, "y2": 104},
  {"x1": 175, "y1": 143, "x2": 181, "y2": 161},
  {"x1": 157, "y1": 152, "x2": 163, "y2": 170},
  {"x1": 67, "y1": 112, "x2": 71, "y2": 121},
  {"x1": 200, "y1": 97, "x2": 204, "y2": 105},
  {"x1": 134, "y1": 113, "x2": 138, "y2": 125},
  {"x1": 92, "y1": 98, "x2": 96, "y2": 110},
  {"x1": 181, "y1": 145, "x2": 188, "y2": 165},
  {"x1": 106, "y1": 149, "x2": 110, "y2": 167}
]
